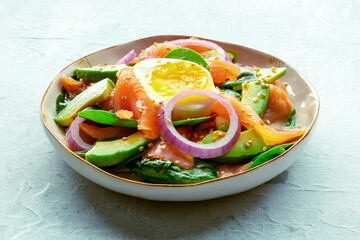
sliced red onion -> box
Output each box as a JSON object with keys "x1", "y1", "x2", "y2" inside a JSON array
[
  {"x1": 65, "y1": 116, "x2": 93, "y2": 151},
  {"x1": 115, "y1": 49, "x2": 135, "y2": 65},
  {"x1": 169, "y1": 39, "x2": 232, "y2": 62},
  {"x1": 158, "y1": 89, "x2": 240, "y2": 159}
]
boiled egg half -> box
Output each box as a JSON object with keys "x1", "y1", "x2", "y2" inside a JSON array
[{"x1": 133, "y1": 58, "x2": 217, "y2": 105}]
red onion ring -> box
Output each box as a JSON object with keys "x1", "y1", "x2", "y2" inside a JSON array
[
  {"x1": 115, "y1": 49, "x2": 135, "y2": 65},
  {"x1": 65, "y1": 116, "x2": 93, "y2": 151},
  {"x1": 157, "y1": 89, "x2": 240, "y2": 159},
  {"x1": 168, "y1": 39, "x2": 232, "y2": 62}
]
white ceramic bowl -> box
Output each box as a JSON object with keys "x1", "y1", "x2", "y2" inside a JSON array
[{"x1": 40, "y1": 35, "x2": 320, "y2": 201}]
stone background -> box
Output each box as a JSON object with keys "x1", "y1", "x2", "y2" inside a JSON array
[{"x1": 1, "y1": 0, "x2": 359, "y2": 239}]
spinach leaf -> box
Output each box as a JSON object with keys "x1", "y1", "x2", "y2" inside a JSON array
[
  {"x1": 220, "y1": 89, "x2": 242, "y2": 100},
  {"x1": 193, "y1": 158, "x2": 219, "y2": 169},
  {"x1": 130, "y1": 159, "x2": 217, "y2": 184},
  {"x1": 55, "y1": 87, "x2": 68, "y2": 114},
  {"x1": 218, "y1": 75, "x2": 258, "y2": 90},
  {"x1": 238, "y1": 68, "x2": 256, "y2": 78},
  {"x1": 285, "y1": 108, "x2": 297, "y2": 128},
  {"x1": 165, "y1": 48, "x2": 209, "y2": 70}
]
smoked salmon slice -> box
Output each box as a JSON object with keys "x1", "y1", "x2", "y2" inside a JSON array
[
  {"x1": 113, "y1": 67, "x2": 159, "y2": 139},
  {"x1": 142, "y1": 140, "x2": 194, "y2": 170},
  {"x1": 137, "y1": 42, "x2": 178, "y2": 62},
  {"x1": 221, "y1": 93, "x2": 306, "y2": 145},
  {"x1": 78, "y1": 122, "x2": 136, "y2": 140},
  {"x1": 263, "y1": 80, "x2": 293, "y2": 124},
  {"x1": 206, "y1": 58, "x2": 240, "y2": 84}
]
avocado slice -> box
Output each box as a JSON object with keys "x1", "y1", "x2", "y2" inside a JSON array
[
  {"x1": 85, "y1": 131, "x2": 152, "y2": 167},
  {"x1": 54, "y1": 78, "x2": 114, "y2": 126},
  {"x1": 241, "y1": 80, "x2": 269, "y2": 117},
  {"x1": 202, "y1": 129, "x2": 268, "y2": 164},
  {"x1": 74, "y1": 65, "x2": 124, "y2": 83},
  {"x1": 256, "y1": 67, "x2": 286, "y2": 84},
  {"x1": 227, "y1": 52, "x2": 235, "y2": 61},
  {"x1": 78, "y1": 109, "x2": 137, "y2": 128},
  {"x1": 215, "y1": 116, "x2": 230, "y2": 132}
]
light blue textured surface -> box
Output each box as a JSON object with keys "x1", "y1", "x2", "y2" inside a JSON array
[{"x1": 1, "y1": 0, "x2": 359, "y2": 239}]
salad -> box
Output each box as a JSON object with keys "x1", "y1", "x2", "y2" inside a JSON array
[{"x1": 54, "y1": 37, "x2": 306, "y2": 184}]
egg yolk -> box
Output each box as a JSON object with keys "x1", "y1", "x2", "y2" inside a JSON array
[{"x1": 144, "y1": 61, "x2": 216, "y2": 103}]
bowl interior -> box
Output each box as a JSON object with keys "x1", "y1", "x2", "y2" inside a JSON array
[{"x1": 41, "y1": 35, "x2": 319, "y2": 184}]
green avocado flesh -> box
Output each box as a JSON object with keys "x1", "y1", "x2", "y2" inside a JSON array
[
  {"x1": 74, "y1": 65, "x2": 124, "y2": 83},
  {"x1": 85, "y1": 131, "x2": 152, "y2": 167},
  {"x1": 215, "y1": 116, "x2": 230, "y2": 132},
  {"x1": 202, "y1": 129, "x2": 268, "y2": 164},
  {"x1": 227, "y1": 52, "x2": 235, "y2": 60},
  {"x1": 256, "y1": 67, "x2": 287, "y2": 84},
  {"x1": 241, "y1": 80, "x2": 269, "y2": 117},
  {"x1": 53, "y1": 78, "x2": 114, "y2": 126},
  {"x1": 78, "y1": 109, "x2": 137, "y2": 128}
]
